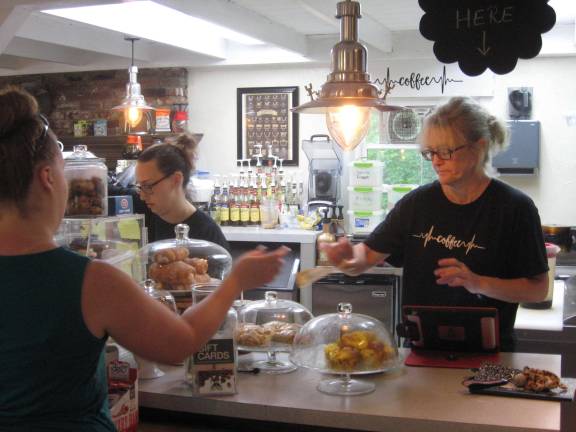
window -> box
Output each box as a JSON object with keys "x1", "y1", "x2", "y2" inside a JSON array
[{"x1": 364, "y1": 109, "x2": 436, "y2": 186}]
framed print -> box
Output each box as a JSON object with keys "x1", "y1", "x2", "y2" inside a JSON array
[{"x1": 237, "y1": 86, "x2": 299, "y2": 166}]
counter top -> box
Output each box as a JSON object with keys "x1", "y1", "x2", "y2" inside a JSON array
[
  {"x1": 515, "y1": 281, "x2": 565, "y2": 332},
  {"x1": 139, "y1": 351, "x2": 563, "y2": 432},
  {"x1": 221, "y1": 226, "x2": 318, "y2": 244}
]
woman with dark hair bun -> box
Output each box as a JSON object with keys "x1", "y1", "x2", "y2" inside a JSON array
[
  {"x1": 0, "y1": 87, "x2": 287, "y2": 430},
  {"x1": 135, "y1": 133, "x2": 229, "y2": 249}
]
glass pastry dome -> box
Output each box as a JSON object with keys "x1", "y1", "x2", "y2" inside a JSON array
[
  {"x1": 290, "y1": 302, "x2": 400, "y2": 395},
  {"x1": 137, "y1": 224, "x2": 232, "y2": 292},
  {"x1": 237, "y1": 291, "x2": 313, "y2": 374}
]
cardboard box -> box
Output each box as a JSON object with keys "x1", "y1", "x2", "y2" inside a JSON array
[{"x1": 106, "y1": 347, "x2": 138, "y2": 432}]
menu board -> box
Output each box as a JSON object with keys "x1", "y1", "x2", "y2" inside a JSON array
[{"x1": 419, "y1": 0, "x2": 556, "y2": 76}]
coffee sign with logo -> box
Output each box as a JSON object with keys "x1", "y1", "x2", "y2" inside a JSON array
[{"x1": 419, "y1": 0, "x2": 556, "y2": 76}]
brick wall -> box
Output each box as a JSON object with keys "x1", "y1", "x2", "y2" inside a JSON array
[{"x1": 0, "y1": 67, "x2": 188, "y2": 137}]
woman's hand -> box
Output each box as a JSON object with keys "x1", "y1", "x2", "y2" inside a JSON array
[
  {"x1": 434, "y1": 258, "x2": 484, "y2": 294},
  {"x1": 229, "y1": 246, "x2": 290, "y2": 293},
  {"x1": 320, "y1": 238, "x2": 380, "y2": 276}
]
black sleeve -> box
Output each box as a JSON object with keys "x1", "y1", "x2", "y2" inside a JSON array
[
  {"x1": 364, "y1": 196, "x2": 412, "y2": 266},
  {"x1": 506, "y1": 197, "x2": 548, "y2": 278}
]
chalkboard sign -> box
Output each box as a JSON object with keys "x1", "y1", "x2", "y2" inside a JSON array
[{"x1": 419, "y1": 0, "x2": 556, "y2": 76}]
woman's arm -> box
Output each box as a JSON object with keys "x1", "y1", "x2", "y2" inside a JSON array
[
  {"x1": 321, "y1": 237, "x2": 389, "y2": 276},
  {"x1": 434, "y1": 258, "x2": 548, "y2": 303},
  {"x1": 82, "y1": 247, "x2": 288, "y2": 364}
]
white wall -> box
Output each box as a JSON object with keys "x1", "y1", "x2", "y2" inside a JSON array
[{"x1": 188, "y1": 56, "x2": 576, "y2": 225}]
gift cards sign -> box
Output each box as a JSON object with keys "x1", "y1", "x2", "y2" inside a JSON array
[{"x1": 419, "y1": 0, "x2": 556, "y2": 76}]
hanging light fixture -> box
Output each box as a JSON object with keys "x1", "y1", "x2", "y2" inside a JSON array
[
  {"x1": 112, "y1": 37, "x2": 154, "y2": 131},
  {"x1": 292, "y1": 0, "x2": 403, "y2": 151}
]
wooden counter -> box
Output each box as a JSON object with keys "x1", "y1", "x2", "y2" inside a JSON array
[{"x1": 138, "y1": 351, "x2": 567, "y2": 432}]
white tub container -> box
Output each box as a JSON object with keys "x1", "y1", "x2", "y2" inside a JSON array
[
  {"x1": 347, "y1": 209, "x2": 386, "y2": 234},
  {"x1": 388, "y1": 184, "x2": 417, "y2": 209},
  {"x1": 348, "y1": 186, "x2": 387, "y2": 211},
  {"x1": 349, "y1": 160, "x2": 384, "y2": 187}
]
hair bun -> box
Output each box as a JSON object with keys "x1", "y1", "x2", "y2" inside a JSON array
[
  {"x1": 169, "y1": 132, "x2": 198, "y2": 162},
  {"x1": 0, "y1": 87, "x2": 39, "y2": 138}
]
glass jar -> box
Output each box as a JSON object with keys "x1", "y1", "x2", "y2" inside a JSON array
[
  {"x1": 237, "y1": 291, "x2": 313, "y2": 374},
  {"x1": 290, "y1": 302, "x2": 400, "y2": 395},
  {"x1": 64, "y1": 145, "x2": 108, "y2": 217},
  {"x1": 171, "y1": 111, "x2": 188, "y2": 133}
]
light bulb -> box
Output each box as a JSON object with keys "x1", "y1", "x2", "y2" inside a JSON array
[
  {"x1": 325, "y1": 105, "x2": 371, "y2": 151},
  {"x1": 126, "y1": 106, "x2": 143, "y2": 127}
]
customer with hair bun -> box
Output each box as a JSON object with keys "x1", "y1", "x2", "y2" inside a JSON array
[
  {"x1": 135, "y1": 134, "x2": 229, "y2": 249},
  {"x1": 0, "y1": 86, "x2": 287, "y2": 430},
  {"x1": 322, "y1": 97, "x2": 548, "y2": 351}
]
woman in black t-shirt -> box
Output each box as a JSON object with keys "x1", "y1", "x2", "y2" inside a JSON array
[
  {"x1": 134, "y1": 134, "x2": 229, "y2": 250},
  {"x1": 322, "y1": 97, "x2": 548, "y2": 350}
]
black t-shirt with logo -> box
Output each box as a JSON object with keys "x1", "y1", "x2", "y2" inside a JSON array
[{"x1": 365, "y1": 179, "x2": 547, "y2": 350}]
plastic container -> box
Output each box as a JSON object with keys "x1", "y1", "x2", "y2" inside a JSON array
[
  {"x1": 347, "y1": 209, "x2": 385, "y2": 234},
  {"x1": 290, "y1": 302, "x2": 400, "y2": 395},
  {"x1": 388, "y1": 184, "x2": 417, "y2": 209},
  {"x1": 521, "y1": 243, "x2": 561, "y2": 309},
  {"x1": 349, "y1": 160, "x2": 384, "y2": 187},
  {"x1": 171, "y1": 111, "x2": 188, "y2": 133},
  {"x1": 64, "y1": 145, "x2": 108, "y2": 217},
  {"x1": 236, "y1": 291, "x2": 313, "y2": 374},
  {"x1": 347, "y1": 186, "x2": 387, "y2": 211}
]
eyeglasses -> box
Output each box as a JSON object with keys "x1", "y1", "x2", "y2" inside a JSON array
[
  {"x1": 37, "y1": 114, "x2": 64, "y2": 152},
  {"x1": 420, "y1": 144, "x2": 468, "y2": 161},
  {"x1": 135, "y1": 173, "x2": 172, "y2": 195}
]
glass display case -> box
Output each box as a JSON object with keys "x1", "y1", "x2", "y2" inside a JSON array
[
  {"x1": 136, "y1": 224, "x2": 232, "y2": 312},
  {"x1": 290, "y1": 302, "x2": 400, "y2": 395},
  {"x1": 55, "y1": 214, "x2": 147, "y2": 280},
  {"x1": 237, "y1": 291, "x2": 313, "y2": 374}
]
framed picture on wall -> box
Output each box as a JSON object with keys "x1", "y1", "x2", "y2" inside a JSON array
[{"x1": 237, "y1": 86, "x2": 299, "y2": 166}]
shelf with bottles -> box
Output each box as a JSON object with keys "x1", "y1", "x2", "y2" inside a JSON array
[{"x1": 210, "y1": 155, "x2": 305, "y2": 230}]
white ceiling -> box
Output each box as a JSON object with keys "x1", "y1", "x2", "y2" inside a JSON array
[{"x1": 0, "y1": 0, "x2": 574, "y2": 76}]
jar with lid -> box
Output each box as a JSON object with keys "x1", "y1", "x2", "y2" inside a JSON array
[
  {"x1": 64, "y1": 144, "x2": 108, "y2": 217},
  {"x1": 171, "y1": 111, "x2": 188, "y2": 133}
]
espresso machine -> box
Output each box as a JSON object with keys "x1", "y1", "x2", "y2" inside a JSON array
[{"x1": 302, "y1": 134, "x2": 343, "y2": 209}]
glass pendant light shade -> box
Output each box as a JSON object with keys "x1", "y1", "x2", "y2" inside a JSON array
[
  {"x1": 326, "y1": 105, "x2": 371, "y2": 151},
  {"x1": 292, "y1": 0, "x2": 403, "y2": 151}
]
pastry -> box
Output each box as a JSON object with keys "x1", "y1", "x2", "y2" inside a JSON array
[
  {"x1": 324, "y1": 330, "x2": 394, "y2": 371},
  {"x1": 154, "y1": 247, "x2": 189, "y2": 265}
]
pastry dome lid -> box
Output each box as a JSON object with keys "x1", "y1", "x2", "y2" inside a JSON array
[
  {"x1": 137, "y1": 223, "x2": 232, "y2": 290},
  {"x1": 238, "y1": 291, "x2": 313, "y2": 325},
  {"x1": 290, "y1": 302, "x2": 400, "y2": 374}
]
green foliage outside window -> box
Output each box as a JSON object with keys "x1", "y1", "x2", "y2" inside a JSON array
[{"x1": 364, "y1": 112, "x2": 437, "y2": 185}]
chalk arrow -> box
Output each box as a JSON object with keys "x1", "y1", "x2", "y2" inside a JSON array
[{"x1": 477, "y1": 30, "x2": 491, "y2": 56}]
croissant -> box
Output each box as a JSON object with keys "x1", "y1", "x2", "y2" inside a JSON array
[
  {"x1": 183, "y1": 257, "x2": 209, "y2": 274},
  {"x1": 149, "y1": 261, "x2": 196, "y2": 286},
  {"x1": 154, "y1": 247, "x2": 189, "y2": 265}
]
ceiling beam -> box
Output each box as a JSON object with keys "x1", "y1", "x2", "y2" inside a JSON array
[
  {"x1": 5, "y1": 36, "x2": 92, "y2": 65},
  {"x1": 297, "y1": 0, "x2": 392, "y2": 53},
  {"x1": 0, "y1": 6, "x2": 31, "y2": 54},
  {"x1": 153, "y1": 0, "x2": 308, "y2": 56},
  {"x1": 16, "y1": 12, "x2": 154, "y2": 62}
]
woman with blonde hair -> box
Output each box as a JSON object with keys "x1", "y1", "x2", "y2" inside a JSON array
[{"x1": 322, "y1": 97, "x2": 548, "y2": 351}]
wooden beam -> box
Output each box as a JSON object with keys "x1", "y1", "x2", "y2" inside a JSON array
[{"x1": 154, "y1": 0, "x2": 308, "y2": 56}]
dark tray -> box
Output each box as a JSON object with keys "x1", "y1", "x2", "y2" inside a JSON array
[{"x1": 467, "y1": 378, "x2": 576, "y2": 401}]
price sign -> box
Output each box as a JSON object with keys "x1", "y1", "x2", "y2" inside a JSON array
[{"x1": 419, "y1": 0, "x2": 556, "y2": 76}]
